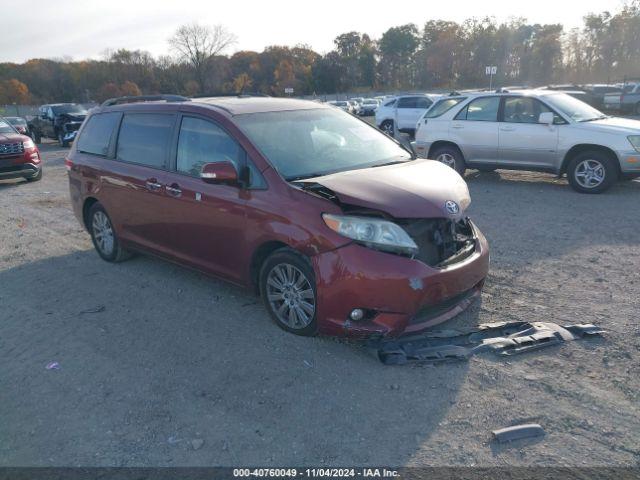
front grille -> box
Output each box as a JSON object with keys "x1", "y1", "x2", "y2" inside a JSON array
[
  {"x1": 64, "y1": 122, "x2": 82, "y2": 133},
  {"x1": 0, "y1": 142, "x2": 24, "y2": 157},
  {"x1": 399, "y1": 217, "x2": 476, "y2": 268},
  {"x1": 409, "y1": 287, "x2": 476, "y2": 325}
]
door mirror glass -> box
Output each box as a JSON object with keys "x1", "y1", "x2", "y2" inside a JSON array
[
  {"x1": 200, "y1": 161, "x2": 238, "y2": 184},
  {"x1": 538, "y1": 112, "x2": 554, "y2": 124}
]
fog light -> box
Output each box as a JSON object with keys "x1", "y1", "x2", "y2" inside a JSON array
[{"x1": 350, "y1": 308, "x2": 365, "y2": 321}]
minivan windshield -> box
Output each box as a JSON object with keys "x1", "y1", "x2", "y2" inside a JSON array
[
  {"x1": 236, "y1": 108, "x2": 412, "y2": 180},
  {"x1": 544, "y1": 93, "x2": 607, "y2": 122},
  {"x1": 51, "y1": 104, "x2": 88, "y2": 115}
]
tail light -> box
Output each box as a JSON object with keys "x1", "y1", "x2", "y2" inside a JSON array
[{"x1": 65, "y1": 158, "x2": 74, "y2": 172}]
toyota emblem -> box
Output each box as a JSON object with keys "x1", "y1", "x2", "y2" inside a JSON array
[{"x1": 445, "y1": 200, "x2": 460, "y2": 215}]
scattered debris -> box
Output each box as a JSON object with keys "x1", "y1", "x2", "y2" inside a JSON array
[
  {"x1": 370, "y1": 321, "x2": 604, "y2": 365},
  {"x1": 191, "y1": 439, "x2": 205, "y2": 450},
  {"x1": 167, "y1": 436, "x2": 182, "y2": 445},
  {"x1": 45, "y1": 362, "x2": 60, "y2": 370},
  {"x1": 492, "y1": 423, "x2": 545, "y2": 443},
  {"x1": 303, "y1": 360, "x2": 313, "y2": 368},
  {"x1": 79, "y1": 305, "x2": 106, "y2": 315}
]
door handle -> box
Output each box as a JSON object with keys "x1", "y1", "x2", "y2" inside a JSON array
[
  {"x1": 166, "y1": 183, "x2": 182, "y2": 197},
  {"x1": 451, "y1": 124, "x2": 464, "y2": 129},
  {"x1": 500, "y1": 126, "x2": 516, "y2": 132},
  {"x1": 145, "y1": 179, "x2": 162, "y2": 191}
]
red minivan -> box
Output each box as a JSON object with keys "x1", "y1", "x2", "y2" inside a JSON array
[{"x1": 67, "y1": 95, "x2": 489, "y2": 338}]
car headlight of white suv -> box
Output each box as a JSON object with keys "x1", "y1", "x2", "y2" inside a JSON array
[{"x1": 627, "y1": 135, "x2": 640, "y2": 152}]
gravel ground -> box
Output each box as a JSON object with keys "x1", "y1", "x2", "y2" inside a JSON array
[{"x1": 0, "y1": 141, "x2": 638, "y2": 467}]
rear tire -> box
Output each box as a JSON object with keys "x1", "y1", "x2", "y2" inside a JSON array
[
  {"x1": 88, "y1": 203, "x2": 133, "y2": 262},
  {"x1": 567, "y1": 151, "x2": 618, "y2": 194},
  {"x1": 380, "y1": 120, "x2": 394, "y2": 136},
  {"x1": 431, "y1": 145, "x2": 466, "y2": 176},
  {"x1": 259, "y1": 248, "x2": 318, "y2": 336}
]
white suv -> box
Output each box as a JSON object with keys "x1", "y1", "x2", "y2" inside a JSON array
[
  {"x1": 413, "y1": 90, "x2": 640, "y2": 193},
  {"x1": 375, "y1": 94, "x2": 440, "y2": 137}
]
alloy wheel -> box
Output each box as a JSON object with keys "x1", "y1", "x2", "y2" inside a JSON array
[
  {"x1": 92, "y1": 211, "x2": 115, "y2": 256},
  {"x1": 436, "y1": 153, "x2": 456, "y2": 169},
  {"x1": 266, "y1": 263, "x2": 316, "y2": 330},
  {"x1": 574, "y1": 159, "x2": 605, "y2": 189}
]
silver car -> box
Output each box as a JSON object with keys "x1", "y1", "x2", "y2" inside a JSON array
[{"x1": 413, "y1": 90, "x2": 640, "y2": 193}]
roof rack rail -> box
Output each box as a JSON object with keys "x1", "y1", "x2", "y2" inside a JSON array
[
  {"x1": 101, "y1": 95, "x2": 190, "y2": 107},
  {"x1": 495, "y1": 88, "x2": 510, "y2": 93},
  {"x1": 191, "y1": 92, "x2": 271, "y2": 98},
  {"x1": 448, "y1": 91, "x2": 461, "y2": 96}
]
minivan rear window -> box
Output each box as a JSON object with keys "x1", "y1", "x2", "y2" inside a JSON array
[
  {"x1": 117, "y1": 114, "x2": 175, "y2": 168},
  {"x1": 77, "y1": 112, "x2": 120, "y2": 156}
]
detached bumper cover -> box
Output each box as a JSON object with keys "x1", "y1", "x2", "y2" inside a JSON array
[{"x1": 371, "y1": 321, "x2": 604, "y2": 365}]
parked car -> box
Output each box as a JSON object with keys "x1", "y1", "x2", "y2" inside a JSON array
[
  {"x1": 583, "y1": 84, "x2": 623, "y2": 110},
  {"x1": 347, "y1": 100, "x2": 361, "y2": 115},
  {"x1": 67, "y1": 95, "x2": 489, "y2": 338},
  {"x1": 413, "y1": 90, "x2": 640, "y2": 193},
  {"x1": 29, "y1": 103, "x2": 88, "y2": 147},
  {"x1": 4, "y1": 116, "x2": 30, "y2": 136},
  {"x1": 0, "y1": 117, "x2": 42, "y2": 182},
  {"x1": 603, "y1": 83, "x2": 639, "y2": 112},
  {"x1": 327, "y1": 100, "x2": 353, "y2": 113},
  {"x1": 359, "y1": 98, "x2": 380, "y2": 116},
  {"x1": 375, "y1": 94, "x2": 440, "y2": 137}
]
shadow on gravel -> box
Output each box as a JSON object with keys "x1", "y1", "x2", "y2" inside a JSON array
[{"x1": 0, "y1": 249, "x2": 478, "y2": 466}]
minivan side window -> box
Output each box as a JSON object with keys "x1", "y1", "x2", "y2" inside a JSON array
[
  {"x1": 176, "y1": 116, "x2": 241, "y2": 177},
  {"x1": 77, "y1": 112, "x2": 120, "y2": 156},
  {"x1": 117, "y1": 114, "x2": 175, "y2": 169},
  {"x1": 455, "y1": 97, "x2": 500, "y2": 122}
]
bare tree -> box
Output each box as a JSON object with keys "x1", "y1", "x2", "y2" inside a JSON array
[{"x1": 169, "y1": 23, "x2": 237, "y2": 93}]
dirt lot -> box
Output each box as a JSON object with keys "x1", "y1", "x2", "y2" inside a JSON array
[{"x1": 1, "y1": 141, "x2": 639, "y2": 467}]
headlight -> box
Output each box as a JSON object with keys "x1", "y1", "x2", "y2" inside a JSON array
[
  {"x1": 22, "y1": 139, "x2": 34, "y2": 149},
  {"x1": 628, "y1": 136, "x2": 640, "y2": 152},
  {"x1": 323, "y1": 214, "x2": 418, "y2": 256}
]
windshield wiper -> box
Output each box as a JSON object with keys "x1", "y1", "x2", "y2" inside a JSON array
[
  {"x1": 287, "y1": 172, "x2": 330, "y2": 182},
  {"x1": 371, "y1": 159, "x2": 411, "y2": 168}
]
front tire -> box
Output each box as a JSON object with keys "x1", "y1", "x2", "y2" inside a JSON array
[
  {"x1": 431, "y1": 145, "x2": 466, "y2": 176},
  {"x1": 88, "y1": 203, "x2": 132, "y2": 262},
  {"x1": 567, "y1": 151, "x2": 618, "y2": 194},
  {"x1": 25, "y1": 169, "x2": 42, "y2": 182},
  {"x1": 58, "y1": 132, "x2": 68, "y2": 148},
  {"x1": 259, "y1": 248, "x2": 318, "y2": 336}
]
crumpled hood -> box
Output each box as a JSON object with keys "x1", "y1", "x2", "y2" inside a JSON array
[
  {"x1": 301, "y1": 159, "x2": 471, "y2": 219},
  {"x1": 580, "y1": 116, "x2": 640, "y2": 134},
  {"x1": 58, "y1": 113, "x2": 86, "y2": 122}
]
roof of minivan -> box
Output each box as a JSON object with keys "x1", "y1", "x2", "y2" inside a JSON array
[{"x1": 193, "y1": 97, "x2": 329, "y2": 115}]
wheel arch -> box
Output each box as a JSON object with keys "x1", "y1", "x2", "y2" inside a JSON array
[
  {"x1": 249, "y1": 241, "x2": 290, "y2": 293},
  {"x1": 428, "y1": 140, "x2": 465, "y2": 161},
  {"x1": 560, "y1": 144, "x2": 621, "y2": 176},
  {"x1": 82, "y1": 197, "x2": 99, "y2": 232}
]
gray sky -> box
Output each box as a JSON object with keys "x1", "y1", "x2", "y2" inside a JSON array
[{"x1": 0, "y1": 0, "x2": 627, "y2": 63}]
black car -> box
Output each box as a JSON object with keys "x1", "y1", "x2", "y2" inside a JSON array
[{"x1": 29, "y1": 103, "x2": 88, "y2": 147}]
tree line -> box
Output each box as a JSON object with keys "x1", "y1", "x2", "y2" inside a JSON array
[{"x1": 1, "y1": 1, "x2": 639, "y2": 105}]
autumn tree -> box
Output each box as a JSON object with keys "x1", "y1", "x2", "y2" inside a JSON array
[{"x1": 169, "y1": 23, "x2": 237, "y2": 93}]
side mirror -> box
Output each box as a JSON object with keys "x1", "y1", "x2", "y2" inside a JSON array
[
  {"x1": 538, "y1": 112, "x2": 554, "y2": 125},
  {"x1": 200, "y1": 161, "x2": 238, "y2": 185}
]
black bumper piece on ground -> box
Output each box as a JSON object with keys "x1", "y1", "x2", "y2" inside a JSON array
[{"x1": 369, "y1": 321, "x2": 604, "y2": 365}]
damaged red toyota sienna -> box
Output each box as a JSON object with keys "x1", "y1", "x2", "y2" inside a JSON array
[{"x1": 67, "y1": 95, "x2": 489, "y2": 338}]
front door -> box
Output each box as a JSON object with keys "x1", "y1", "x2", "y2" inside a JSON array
[
  {"x1": 396, "y1": 97, "x2": 426, "y2": 130},
  {"x1": 498, "y1": 96, "x2": 560, "y2": 168},
  {"x1": 162, "y1": 115, "x2": 247, "y2": 283}
]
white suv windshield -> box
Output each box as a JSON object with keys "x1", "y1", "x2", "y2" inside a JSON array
[
  {"x1": 236, "y1": 108, "x2": 412, "y2": 180},
  {"x1": 544, "y1": 93, "x2": 606, "y2": 122}
]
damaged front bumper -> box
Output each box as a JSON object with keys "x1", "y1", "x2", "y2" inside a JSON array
[
  {"x1": 311, "y1": 221, "x2": 490, "y2": 338},
  {"x1": 371, "y1": 320, "x2": 604, "y2": 365}
]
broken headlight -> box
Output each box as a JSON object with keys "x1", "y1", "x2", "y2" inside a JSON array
[{"x1": 323, "y1": 214, "x2": 418, "y2": 256}]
